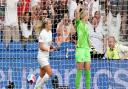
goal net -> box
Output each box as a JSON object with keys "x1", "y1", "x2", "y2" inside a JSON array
[{"x1": 0, "y1": 0, "x2": 128, "y2": 89}]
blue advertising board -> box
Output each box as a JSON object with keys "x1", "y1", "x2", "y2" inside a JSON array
[{"x1": 0, "y1": 58, "x2": 128, "y2": 89}]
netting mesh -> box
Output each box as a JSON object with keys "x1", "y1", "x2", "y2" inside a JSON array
[{"x1": 0, "y1": 0, "x2": 128, "y2": 89}]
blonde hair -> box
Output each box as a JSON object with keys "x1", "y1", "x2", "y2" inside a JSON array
[
  {"x1": 108, "y1": 36, "x2": 116, "y2": 42},
  {"x1": 42, "y1": 18, "x2": 51, "y2": 29},
  {"x1": 80, "y1": 9, "x2": 88, "y2": 19}
]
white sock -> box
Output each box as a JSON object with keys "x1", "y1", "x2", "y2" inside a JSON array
[
  {"x1": 34, "y1": 73, "x2": 50, "y2": 88},
  {"x1": 34, "y1": 76, "x2": 42, "y2": 89},
  {"x1": 42, "y1": 73, "x2": 50, "y2": 84},
  {"x1": 35, "y1": 76, "x2": 41, "y2": 85}
]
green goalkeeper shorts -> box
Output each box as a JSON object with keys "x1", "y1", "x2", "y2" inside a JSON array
[{"x1": 75, "y1": 48, "x2": 91, "y2": 62}]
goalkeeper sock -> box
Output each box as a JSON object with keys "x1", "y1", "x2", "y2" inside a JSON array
[
  {"x1": 75, "y1": 69, "x2": 82, "y2": 89},
  {"x1": 84, "y1": 70, "x2": 91, "y2": 89}
]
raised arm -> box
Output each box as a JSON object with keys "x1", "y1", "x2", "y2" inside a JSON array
[{"x1": 75, "y1": 4, "x2": 81, "y2": 20}]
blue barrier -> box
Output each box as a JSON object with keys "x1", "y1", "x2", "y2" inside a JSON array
[
  {"x1": 0, "y1": 41, "x2": 127, "y2": 89},
  {"x1": 0, "y1": 58, "x2": 128, "y2": 89}
]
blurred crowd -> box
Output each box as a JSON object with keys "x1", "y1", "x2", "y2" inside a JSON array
[{"x1": 0, "y1": 0, "x2": 128, "y2": 58}]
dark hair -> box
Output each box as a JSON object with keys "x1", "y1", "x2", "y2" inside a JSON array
[
  {"x1": 94, "y1": 11, "x2": 100, "y2": 16},
  {"x1": 23, "y1": 12, "x2": 31, "y2": 30}
]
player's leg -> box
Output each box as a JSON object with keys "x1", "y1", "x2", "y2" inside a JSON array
[
  {"x1": 34, "y1": 67, "x2": 46, "y2": 89},
  {"x1": 75, "y1": 62, "x2": 84, "y2": 89},
  {"x1": 34, "y1": 58, "x2": 49, "y2": 89},
  {"x1": 40, "y1": 67, "x2": 46, "y2": 78},
  {"x1": 35, "y1": 67, "x2": 46, "y2": 84},
  {"x1": 75, "y1": 48, "x2": 85, "y2": 89},
  {"x1": 84, "y1": 62, "x2": 91, "y2": 89},
  {"x1": 43, "y1": 65, "x2": 59, "y2": 89},
  {"x1": 42, "y1": 65, "x2": 52, "y2": 82}
]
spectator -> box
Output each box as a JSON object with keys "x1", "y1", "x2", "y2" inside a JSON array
[
  {"x1": 46, "y1": 0, "x2": 55, "y2": 20},
  {"x1": 17, "y1": 0, "x2": 31, "y2": 18},
  {"x1": 41, "y1": 9, "x2": 48, "y2": 20},
  {"x1": 91, "y1": 0, "x2": 99, "y2": 17},
  {"x1": 31, "y1": 0, "x2": 40, "y2": 20},
  {"x1": 90, "y1": 11, "x2": 105, "y2": 55},
  {"x1": 80, "y1": 0, "x2": 93, "y2": 18},
  {"x1": 106, "y1": 36, "x2": 128, "y2": 59},
  {"x1": 31, "y1": 0, "x2": 40, "y2": 9},
  {"x1": 0, "y1": 17, "x2": 4, "y2": 41},
  {"x1": 121, "y1": 12, "x2": 128, "y2": 41},
  {"x1": 20, "y1": 12, "x2": 33, "y2": 49},
  {"x1": 39, "y1": 0, "x2": 47, "y2": 10},
  {"x1": 67, "y1": 0, "x2": 77, "y2": 21},
  {"x1": 107, "y1": 8, "x2": 121, "y2": 42},
  {"x1": 54, "y1": 0, "x2": 68, "y2": 24},
  {"x1": 0, "y1": 0, "x2": 5, "y2": 20},
  {"x1": 56, "y1": 13, "x2": 75, "y2": 45},
  {"x1": 3, "y1": 0, "x2": 21, "y2": 49}
]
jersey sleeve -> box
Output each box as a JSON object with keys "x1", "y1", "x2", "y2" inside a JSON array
[{"x1": 38, "y1": 31, "x2": 45, "y2": 43}]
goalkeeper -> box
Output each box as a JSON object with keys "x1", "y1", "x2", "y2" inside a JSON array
[{"x1": 75, "y1": 4, "x2": 91, "y2": 89}]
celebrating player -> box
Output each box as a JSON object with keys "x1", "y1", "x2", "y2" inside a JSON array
[
  {"x1": 75, "y1": 4, "x2": 91, "y2": 89},
  {"x1": 34, "y1": 18, "x2": 56, "y2": 89}
]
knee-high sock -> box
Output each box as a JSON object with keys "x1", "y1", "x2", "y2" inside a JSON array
[
  {"x1": 75, "y1": 69, "x2": 82, "y2": 89},
  {"x1": 41, "y1": 73, "x2": 50, "y2": 84},
  {"x1": 84, "y1": 70, "x2": 91, "y2": 89},
  {"x1": 35, "y1": 73, "x2": 50, "y2": 87}
]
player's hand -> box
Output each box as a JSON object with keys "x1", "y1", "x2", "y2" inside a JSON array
[
  {"x1": 50, "y1": 45, "x2": 60, "y2": 52},
  {"x1": 50, "y1": 45, "x2": 54, "y2": 49},
  {"x1": 50, "y1": 45, "x2": 56, "y2": 52}
]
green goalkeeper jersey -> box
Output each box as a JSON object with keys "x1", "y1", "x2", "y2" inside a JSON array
[{"x1": 75, "y1": 19, "x2": 91, "y2": 62}]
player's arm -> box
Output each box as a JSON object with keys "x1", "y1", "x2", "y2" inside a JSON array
[
  {"x1": 39, "y1": 42, "x2": 50, "y2": 52},
  {"x1": 119, "y1": 44, "x2": 128, "y2": 59},
  {"x1": 75, "y1": 4, "x2": 81, "y2": 20},
  {"x1": 39, "y1": 42, "x2": 57, "y2": 52},
  {"x1": 119, "y1": 44, "x2": 128, "y2": 52}
]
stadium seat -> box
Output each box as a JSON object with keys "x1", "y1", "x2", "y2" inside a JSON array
[
  {"x1": 0, "y1": 41, "x2": 6, "y2": 51},
  {"x1": 60, "y1": 42, "x2": 75, "y2": 50},
  {"x1": 0, "y1": 51, "x2": 15, "y2": 59},
  {"x1": 26, "y1": 42, "x2": 38, "y2": 51},
  {"x1": 60, "y1": 42, "x2": 75, "y2": 59},
  {"x1": 50, "y1": 50, "x2": 66, "y2": 59},
  {"x1": 8, "y1": 41, "x2": 23, "y2": 51}
]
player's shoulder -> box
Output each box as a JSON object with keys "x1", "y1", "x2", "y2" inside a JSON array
[
  {"x1": 40, "y1": 29, "x2": 52, "y2": 36},
  {"x1": 40, "y1": 29, "x2": 46, "y2": 34},
  {"x1": 39, "y1": 29, "x2": 46, "y2": 36}
]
